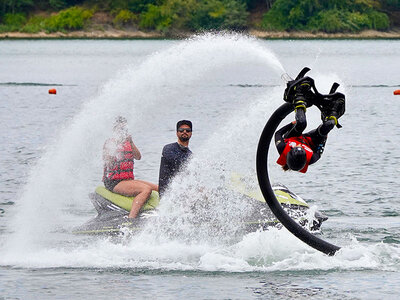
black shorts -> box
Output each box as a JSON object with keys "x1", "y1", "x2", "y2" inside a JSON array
[{"x1": 103, "y1": 178, "x2": 122, "y2": 192}]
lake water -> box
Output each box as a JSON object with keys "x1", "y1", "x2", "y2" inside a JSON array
[{"x1": 1, "y1": 35, "x2": 400, "y2": 299}]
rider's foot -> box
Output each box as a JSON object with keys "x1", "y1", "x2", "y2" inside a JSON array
[
  {"x1": 332, "y1": 98, "x2": 345, "y2": 119},
  {"x1": 325, "y1": 115, "x2": 338, "y2": 126},
  {"x1": 284, "y1": 76, "x2": 313, "y2": 106},
  {"x1": 322, "y1": 97, "x2": 345, "y2": 122}
]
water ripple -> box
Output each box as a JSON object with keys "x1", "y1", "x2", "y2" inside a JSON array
[{"x1": 0, "y1": 82, "x2": 76, "y2": 86}]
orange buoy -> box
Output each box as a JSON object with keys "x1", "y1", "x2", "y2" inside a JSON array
[
  {"x1": 48, "y1": 88, "x2": 57, "y2": 94},
  {"x1": 394, "y1": 90, "x2": 400, "y2": 95}
]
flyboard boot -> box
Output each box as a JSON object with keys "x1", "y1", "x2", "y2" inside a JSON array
[
  {"x1": 317, "y1": 82, "x2": 346, "y2": 128},
  {"x1": 283, "y1": 67, "x2": 316, "y2": 111},
  {"x1": 283, "y1": 67, "x2": 346, "y2": 128}
]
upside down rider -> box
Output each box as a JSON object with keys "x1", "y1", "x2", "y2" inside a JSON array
[{"x1": 275, "y1": 68, "x2": 346, "y2": 173}]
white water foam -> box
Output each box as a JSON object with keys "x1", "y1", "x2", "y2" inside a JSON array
[{"x1": 1, "y1": 33, "x2": 399, "y2": 273}]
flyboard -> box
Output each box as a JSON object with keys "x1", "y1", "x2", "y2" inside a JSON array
[{"x1": 256, "y1": 67, "x2": 345, "y2": 256}]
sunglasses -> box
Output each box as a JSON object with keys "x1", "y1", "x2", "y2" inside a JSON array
[{"x1": 177, "y1": 128, "x2": 192, "y2": 133}]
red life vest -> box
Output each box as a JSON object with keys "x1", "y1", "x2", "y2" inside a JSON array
[
  {"x1": 276, "y1": 136, "x2": 314, "y2": 173},
  {"x1": 104, "y1": 139, "x2": 134, "y2": 181}
]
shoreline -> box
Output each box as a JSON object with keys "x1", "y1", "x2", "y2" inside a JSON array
[{"x1": 1, "y1": 28, "x2": 400, "y2": 39}]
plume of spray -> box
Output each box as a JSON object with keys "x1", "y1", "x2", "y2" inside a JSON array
[
  {"x1": 1, "y1": 33, "x2": 286, "y2": 259},
  {"x1": 143, "y1": 86, "x2": 284, "y2": 246},
  {"x1": 141, "y1": 68, "x2": 352, "y2": 250},
  {"x1": 2, "y1": 34, "x2": 400, "y2": 273}
]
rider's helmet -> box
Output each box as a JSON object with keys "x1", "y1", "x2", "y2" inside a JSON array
[{"x1": 287, "y1": 146, "x2": 307, "y2": 171}]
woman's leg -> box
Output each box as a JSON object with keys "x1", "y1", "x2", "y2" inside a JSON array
[
  {"x1": 113, "y1": 180, "x2": 152, "y2": 218},
  {"x1": 134, "y1": 179, "x2": 158, "y2": 192}
]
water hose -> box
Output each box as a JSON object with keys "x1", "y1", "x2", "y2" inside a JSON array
[{"x1": 256, "y1": 102, "x2": 340, "y2": 256}]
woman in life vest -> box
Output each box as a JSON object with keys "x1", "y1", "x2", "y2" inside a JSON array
[{"x1": 103, "y1": 116, "x2": 158, "y2": 218}]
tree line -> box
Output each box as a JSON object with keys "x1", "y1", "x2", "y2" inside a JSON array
[{"x1": 0, "y1": 0, "x2": 399, "y2": 34}]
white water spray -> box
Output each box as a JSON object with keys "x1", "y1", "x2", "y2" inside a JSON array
[
  {"x1": 2, "y1": 34, "x2": 399, "y2": 273},
  {"x1": 1, "y1": 33, "x2": 284, "y2": 255}
]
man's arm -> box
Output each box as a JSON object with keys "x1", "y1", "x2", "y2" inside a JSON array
[{"x1": 158, "y1": 144, "x2": 176, "y2": 197}]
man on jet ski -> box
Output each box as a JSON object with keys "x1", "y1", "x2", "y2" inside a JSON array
[
  {"x1": 158, "y1": 120, "x2": 193, "y2": 197},
  {"x1": 103, "y1": 116, "x2": 158, "y2": 218},
  {"x1": 275, "y1": 68, "x2": 345, "y2": 172}
]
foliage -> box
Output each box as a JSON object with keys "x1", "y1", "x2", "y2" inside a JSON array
[
  {"x1": 0, "y1": 0, "x2": 34, "y2": 15},
  {"x1": 3, "y1": 12, "x2": 27, "y2": 26},
  {"x1": 82, "y1": 0, "x2": 159, "y2": 12},
  {"x1": 44, "y1": 6, "x2": 93, "y2": 32},
  {"x1": 0, "y1": 6, "x2": 94, "y2": 33},
  {"x1": 139, "y1": 0, "x2": 196, "y2": 31},
  {"x1": 139, "y1": 4, "x2": 170, "y2": 30},
  {"x1": 381, "y1": 0, "x2": 400, "y2": 8},
  {"x1": 128, "y1": 0, "x2": 160, "y2": 13},
  {"x1": 0, "y1": 0, "x2": 397, "y2": 34},
  {"x1": 138, "y1": 0, "x2": 248, "y2": 32},
  {"x1": 262, "y1": 0, "x2": 390, "y2": 32},
  {"x1": 187, "y1": 0, "x2": 225, "y2": 30},
  {"x1": 49, "y1": 0, "x2": 67, "y2": 9},
  {"x1": 21, "y1": 15, "x2": 46, "y2": 32},
  {"x1": 112, "y1": 9, "x2": 138, "y2": 27},
  {"x1": 367, "y1": 9, "x2": 390, "y2": 29},
  {"x1": 189, "y1": 0, "x2": 249, "y2": 31},
  {"x1": 0, "y1": 12, "x2": 26, "y2": 31}
]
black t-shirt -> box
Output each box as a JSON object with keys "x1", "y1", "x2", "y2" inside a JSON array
[{"x1": 158, "y1": 142, "x2": 192, "y2": 197}]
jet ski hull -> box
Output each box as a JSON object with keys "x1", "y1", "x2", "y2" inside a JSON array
[{"x1": 73, "y1": 185, "x2": 327, "y2": 235}]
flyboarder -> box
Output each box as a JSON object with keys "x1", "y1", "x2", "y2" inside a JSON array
[{"x1": 275, "y1": 68, "x2": 345, "y2": 172}]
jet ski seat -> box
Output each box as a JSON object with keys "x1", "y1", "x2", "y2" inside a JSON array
[{"x1": 95, "y1": 186, "x2": 160, "y2": 212}]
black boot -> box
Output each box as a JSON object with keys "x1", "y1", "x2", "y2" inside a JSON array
[
  {"x1": 284, "y1": 79, "x2": 314, "y2": 111},
  {"x1": 321, "y1": 96, "x2": 345, "y2": 127}
]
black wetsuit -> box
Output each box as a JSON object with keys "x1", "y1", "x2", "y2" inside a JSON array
[
  {"x1": 275, "y1": 109, "x2": 335, "y2": 165},
  {"x1": 158, "y1": 142, "x2": 192, "y2": 197}
]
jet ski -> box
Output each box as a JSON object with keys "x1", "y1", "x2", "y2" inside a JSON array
[
  {"x1": 73, "y1": 180, "x2": 327, "y2": 235},
  {"x1": 73, "y1": 186, "x2": 160, "y2": 235},
  {"x1": 228, "y1": 173, "x2": 327, "y2": 232}
]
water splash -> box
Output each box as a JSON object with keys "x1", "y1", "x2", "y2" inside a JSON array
[
  {"x1": 1, "y1": 33, "x2": 284, "y2": 255},
  {"x1": 1, "y1": 33, "x2": 397, "y2": 275}
]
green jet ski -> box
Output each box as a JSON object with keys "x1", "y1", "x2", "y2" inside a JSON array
[{"x1": 73, "y1": 177, "x2": 327, "y2": 235}]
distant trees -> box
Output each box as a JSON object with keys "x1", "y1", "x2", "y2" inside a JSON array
[
  {"x1": 0, "y1": 0, "x2": 249, "y2": 32},
  {"x1": 0, "y1": 0, "x2": 82, "y2": 16},
  {"x1": 0, "y1": 4, "x2": 93, "y2": 32},
  {"x1": 0, "y1": 0, "x2": 398, "y2": 33},
  {"x1": 1, "y1": 0, "x2": 34, "y2": 14},
  {"x1": 261, "y1": 0, "x2": 391, "y2": 32},
  {"x1": 115, "y1": 0, "x2": 249, "y2": 31}
]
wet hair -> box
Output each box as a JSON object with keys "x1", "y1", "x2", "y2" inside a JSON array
[
  {"x1": 115, "y1": 116, "x2": 127, "y2": 125},
  {"x1": 113, "y1": 116, "x2": 128, "y2": 132},
  {"x1": 176, "y1": 120, "x2": 192, "y2": 131}
]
